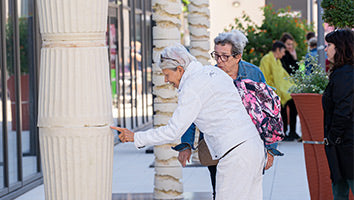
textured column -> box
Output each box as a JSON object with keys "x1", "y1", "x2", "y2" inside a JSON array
[
  {"x1": 152, "y1": 0, "x2": 183, "y2": 199},
  {"x1": 188, "y1": 0, "x2": 210, "y2": 163},
  {"x1": 188, "y1": 0, "x2": 210, "y2": 65},
  {"x1": 36, "y1": 0, "x2": 114, "y2": 200}
]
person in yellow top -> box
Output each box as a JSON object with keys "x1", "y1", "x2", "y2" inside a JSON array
[
  {"x1": 260, "y1": 41, "x2": 293, "y2": 105},
  {"x1": 260, "y1": 41, "x2": 297, "y2": 141}
]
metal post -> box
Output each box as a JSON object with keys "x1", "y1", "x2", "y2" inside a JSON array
[
  {"x1": 309, "y1": 0, "x2": 313, "y2": 24},
  {"x1": 317, "y1": 0, "x2": 326, "y2": 70}
]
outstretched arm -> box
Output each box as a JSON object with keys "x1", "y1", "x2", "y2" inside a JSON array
[{"x1": 111, "y1": 126, "x2": 135, "y2": 143}]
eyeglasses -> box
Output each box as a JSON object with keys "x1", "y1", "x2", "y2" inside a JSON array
[{"x1": 210, "y1": 51, "x2": 236, "y2": 62}]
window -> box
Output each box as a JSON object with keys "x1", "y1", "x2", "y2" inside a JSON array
[
  {"x1": 0, "y1": 0, "x2": 42, "y2": 198},
  {"x1": 108, "y1": 0, "x2": 153, "y2": 130}
]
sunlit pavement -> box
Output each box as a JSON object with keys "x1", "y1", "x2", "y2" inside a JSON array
[{"x1": 16, "y1": 139, "x2": 310, "y2": 200}]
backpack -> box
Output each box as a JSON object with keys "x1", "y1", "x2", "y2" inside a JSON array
[{"x1": 234, "y1": 79, "x2": 284, "y2": 145}]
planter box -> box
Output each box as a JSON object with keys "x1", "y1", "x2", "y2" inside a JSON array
[
  {"x1": 292, "y1": 93, "x2": 353, "y2": 200},
  {"x1": 292, "y1": 93, "x2": 332, "y2": 200}
]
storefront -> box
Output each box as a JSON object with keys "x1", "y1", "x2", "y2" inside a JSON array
[{"x1": 0, "y1": 0, "x2": 152, "y2": 199}]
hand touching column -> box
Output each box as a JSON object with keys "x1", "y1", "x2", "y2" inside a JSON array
[{"x1": 111, "y1": 126, "x2": 135, "y2": 143}]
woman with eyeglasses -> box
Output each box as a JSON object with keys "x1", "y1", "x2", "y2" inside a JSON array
[
  {"x1": 111, "y1": 43, "x2": 265, "y2": 200},
  {"x1": 322, "y1": 29, "x2": 354, "y2": 199}
]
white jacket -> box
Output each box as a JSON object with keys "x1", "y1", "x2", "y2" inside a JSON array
[{"x1": 134, "y1": 61, "x2": 260, "y2": 159}]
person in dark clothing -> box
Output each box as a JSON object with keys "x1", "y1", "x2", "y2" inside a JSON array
[
  {"x1": 279, "y1": 33, "x2": 300, "y2": 141},
  {"x1": 322, "y1": 29, "x2": 354, "y2": 200},
  {"x1": 280, "y1": 33, "x2": 299, "y2": 75},
  {"x1": 306, "y1": 31, "x2": 315, "y2": 41}
]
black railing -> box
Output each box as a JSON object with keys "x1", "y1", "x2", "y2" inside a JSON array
[
  {"x1": 108, "y1": 0, "x2": 153, "y2": 131},
  {"x1": 0, "y1": 0, "x2": 42, "y2": 199}
]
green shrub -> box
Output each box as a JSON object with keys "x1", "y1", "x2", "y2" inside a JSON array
[
  {"x1": 288, "y1": 55, "x2": 329, "y2": 94},
  {"x1": 321, "y1": 0, "x2": 354, "y2": 28},
  {"x1": 226, "y1": 5, "x2": 313, "y2": 66}
]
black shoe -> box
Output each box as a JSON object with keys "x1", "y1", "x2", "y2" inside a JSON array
[
  {"x1": 289, "y1": 132, "x2": 300, "y2": 140},
  {"x1": 283, "y1": 135, "x2": 295, "y2": 141}
]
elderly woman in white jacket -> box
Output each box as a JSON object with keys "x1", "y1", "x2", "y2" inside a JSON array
[{"x1": 111, "y1": 43, "x2": 265, "y2": 200}]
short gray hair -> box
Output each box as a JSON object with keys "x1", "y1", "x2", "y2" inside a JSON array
[
  {"x1": 158, "y1": 43, "x2": 197, "y2": 70},
  {"x1": 214, "y1": 30, "x2": 248, "y2": 55},
  {"x1": 308, "y1": 37, "x2": 317, "y2": 48}
]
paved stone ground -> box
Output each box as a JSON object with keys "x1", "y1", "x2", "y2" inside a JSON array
[{"x1": 16, "y1": 140, "x2": 310, "y2": 200}]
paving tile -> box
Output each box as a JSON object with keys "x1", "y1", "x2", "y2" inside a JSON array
[{"x1": 15, "y1": 140, "x2": 311, "y2": 200}]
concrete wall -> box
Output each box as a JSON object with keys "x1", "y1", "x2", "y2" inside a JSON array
[
  {"x1": 209, "y1": 0, "x2": 265, "y2": 53},
  {"x1": 266, "y1": 0, "x2": 318, "y2": 34},
  {"x1": 266, "y1": 0, "x2": 308, "y2": 19},
  {"x1": 209, "y1": 0, "x2": 319, "y2": 55}
]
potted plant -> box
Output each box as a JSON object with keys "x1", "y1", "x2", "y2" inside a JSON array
[
  {"x1": 6, "y1": 17, "x2": 31, "y2": 131},
  {"x1": 288, "y1": 56, "x2": 332, "y2": 200}
]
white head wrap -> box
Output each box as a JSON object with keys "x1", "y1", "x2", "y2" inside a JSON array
[{"x1": 158, "y1": 43, "x2": 197, "y2": 70}]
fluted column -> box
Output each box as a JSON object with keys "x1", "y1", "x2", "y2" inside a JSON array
[
  {"x1": 188, "y1": 0, "x2": 210, "y2": 65},
  {"x1": 36, "y1": 0, "x2": 114, "y2": 200},
  {"x1": 152, "y1": 0, "x2": 183, "y2": 199}
]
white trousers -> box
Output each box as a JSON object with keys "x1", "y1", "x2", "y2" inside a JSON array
[{"x1": 215, "y1": 136, "x2": 265, "y2": 200}]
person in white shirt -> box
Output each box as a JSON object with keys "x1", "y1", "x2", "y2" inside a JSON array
[{"x1": 111, "y1": 43, "x2": 265, "y2": 200}]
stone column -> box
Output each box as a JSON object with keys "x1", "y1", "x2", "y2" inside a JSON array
[
  {"x1": 36, "y1": 0, "x2": 114, "y2": 200},
  {"x1": 152, "y1": 0, "x2": 183, "y2": 199},
  {"x1": 188, "y1": 0, "x2": 210, "y2": 65},
  {"x1": 188, "y1": 0, "x2": 210, "y2": 162}
]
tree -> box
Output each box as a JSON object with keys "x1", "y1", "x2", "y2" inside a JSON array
[
  {"x1": 226, "y1": 5, "x2": 313, "y2": 66},
  {"x1": 321, "y1": 0, "x2": 354, "y2": 28}
]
